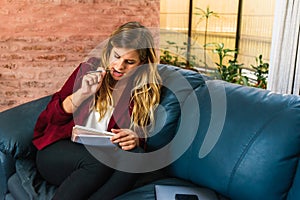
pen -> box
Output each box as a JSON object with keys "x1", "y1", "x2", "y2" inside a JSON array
[{"x1": 86, "y1": 69, "x2": 110, "y2": 74}]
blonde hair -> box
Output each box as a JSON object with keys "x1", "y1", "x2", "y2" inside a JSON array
[{"x1": 95, "y1": 22, "x2": 161, "y2": 138}]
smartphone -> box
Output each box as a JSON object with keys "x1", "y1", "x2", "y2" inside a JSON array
[{"x1": 175, "y1": 194, "x2": 199, "y2": 200}]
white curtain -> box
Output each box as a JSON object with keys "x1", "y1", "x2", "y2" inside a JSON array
[{"x1": 268, "y1": 0, "x2": 300, "y2": 95}]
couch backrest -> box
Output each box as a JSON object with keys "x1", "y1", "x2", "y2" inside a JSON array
[
  {"x1": 167, "y1": 79, "x2": 300, "y2": 200},
  {"x1": 146, "y1": 64, "x2": 206, "y2": 151}
]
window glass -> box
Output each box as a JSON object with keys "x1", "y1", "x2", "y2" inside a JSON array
[
  {"x1": 239, "y1": 0, "x2": 275, "y2": 68},
  {"x1": 160, "y1": 0, "x2": 275, "y2": 72}
]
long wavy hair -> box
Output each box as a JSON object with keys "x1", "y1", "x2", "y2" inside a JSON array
[{"x1": 95, "y1": 22, "x2": 162, "y2": 138}]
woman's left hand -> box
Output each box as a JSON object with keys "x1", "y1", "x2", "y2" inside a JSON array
[{"x1": 110, "y1": 129, "x2": 139, "y2": 150}]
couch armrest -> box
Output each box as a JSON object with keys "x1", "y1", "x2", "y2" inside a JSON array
[
  {"x1": 0, "y1": 151, "x2": 15, "y2": 200},
  {"x1": 0, "y1": 95, "x2": 51, "y2": 159}
]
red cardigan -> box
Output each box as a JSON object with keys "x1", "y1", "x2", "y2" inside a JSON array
[{"x1": 32, "y1": 61, "x2": 134, "y2": 150}]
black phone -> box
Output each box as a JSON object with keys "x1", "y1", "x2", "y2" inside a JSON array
[{"x1": 175, "y1": 193, "x2": 199, "y2": 200}]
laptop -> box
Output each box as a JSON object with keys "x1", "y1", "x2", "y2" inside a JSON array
[{"x1": 155, "y1": 185, "x2": 219, "y2": 200}]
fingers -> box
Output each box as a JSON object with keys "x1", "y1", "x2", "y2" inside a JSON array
[
  {"x1": 81, "y1": 70, "x2": 106, "y2": 95},
  {"x1": 111, "y1": 129, "x2": 139, "y2": 150},
  {"x1": 83, "y1": 73, "x2": 102, "y2": 85}
]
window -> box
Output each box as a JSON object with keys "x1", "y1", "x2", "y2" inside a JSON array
[{"x1": 160, "y1": 0, "x2": 275, "y2": 73}]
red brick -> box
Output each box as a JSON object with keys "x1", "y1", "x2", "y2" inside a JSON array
[
  {"x1": 35, "y1": 54, "x2": 67, "y2": 62},
  {"x1": 0, "y1": 0, "x2": 159, "y2": 112},
  {"x1": 0, "y1": 80, "x2": 20, "y2": 89}
]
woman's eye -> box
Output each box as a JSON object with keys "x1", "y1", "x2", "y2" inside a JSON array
[
  {"x1": 114, "y1": 54, "x2": 120, "y2": 59},
  {"x1": 126, "y1": 60, "x2": 135, "y2": 64}
]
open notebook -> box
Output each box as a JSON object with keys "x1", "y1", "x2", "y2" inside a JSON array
[{"x1": 71, "y1": 125, "x2": 115, "y2": 146}]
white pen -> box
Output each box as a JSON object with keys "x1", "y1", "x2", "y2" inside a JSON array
[{"x1": 86, "y1": 69, "x2": 110, "y2": 74}]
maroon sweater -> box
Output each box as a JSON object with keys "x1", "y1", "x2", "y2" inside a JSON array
[{"x1": 32, "y1": 62, "x2": 134, "y2": 150}]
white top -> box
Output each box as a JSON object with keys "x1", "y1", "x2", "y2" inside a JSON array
[{"x1": 85, "y1": 106, "x2": 114, "y2": 131}]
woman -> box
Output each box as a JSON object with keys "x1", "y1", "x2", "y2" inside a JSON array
[{"x1": 32, "y1": 21, "x2": 162, "y2": 200}]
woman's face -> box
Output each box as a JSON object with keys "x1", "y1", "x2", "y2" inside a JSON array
[{"x1": 108, "y1": 47, "x2": 142, "y2": 81}]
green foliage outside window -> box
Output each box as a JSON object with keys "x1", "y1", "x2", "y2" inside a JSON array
[
  {"x1": 160, "y1": 5, "x2": 269, "y2": 89},
  {"x1": 160, "y1": 42, "x2": 269, "y2": 89}
]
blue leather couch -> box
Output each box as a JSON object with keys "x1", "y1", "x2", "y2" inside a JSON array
[{"x1": 0, "y1": 64, "x2": 300, "y2": 200}]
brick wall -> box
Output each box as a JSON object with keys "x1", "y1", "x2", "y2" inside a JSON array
[{"x1": 0, "y1": 0, "x2": 160, "y2": 112}]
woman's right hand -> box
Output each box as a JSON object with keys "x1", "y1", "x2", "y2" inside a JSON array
[
  {"x1": 80, "y1": 70, "x2": 106, "y2": 97},
  {"x1": 62, "y1": 69, "x2": 106, "y2": 113}
]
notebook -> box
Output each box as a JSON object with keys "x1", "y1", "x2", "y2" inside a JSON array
[{"x1": 71, "y1": 125, "x2": 115, "y2": 146}]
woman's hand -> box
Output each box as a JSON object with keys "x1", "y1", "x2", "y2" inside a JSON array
[
  {"x1": 80, "y1": 69, "x2": 106, "y2": 96},
  {"x1": 110, "y1": 129, "x2": 139, "y2": 150},
  {"x1": 62, "y1": 69, "x2": 106, "y2": 113}
]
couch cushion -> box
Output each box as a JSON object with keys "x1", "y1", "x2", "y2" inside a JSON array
[
  {"x1": 4, "y1": 193, "x2": 14, "y2": 200},
  {"x1": 167, "y1": 80, "x2": 300, "y2": 199},
  {"x1": 146, "y1": 64, "x2": 206, "y2": 151},
  {"x1": 11, "y1": 158, "x2": 56, "y2": 200},
  {"x1": 115, "y1": 177, "x2": 228, "y2": 200},
  {"x1": 0, "y1": 151, "x2": 15, "y2": 199},
  {"x1": 7, "y1": 173, "x2": 29, "y2": 200},
  {"x1": 287, "y1": 159, "x2": 300, "y2": 200},
  {"x1": 0, "y1": 96, "x2": 51, "y2": 159}
]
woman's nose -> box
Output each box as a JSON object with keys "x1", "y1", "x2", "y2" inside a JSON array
[{"x1": 114, "y1": 59, "x2": 125, "y2": 70}]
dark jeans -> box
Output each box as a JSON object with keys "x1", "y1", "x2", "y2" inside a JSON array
[{"x1": 36, "y1": 140, "x2": 141, "y2": 200}]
